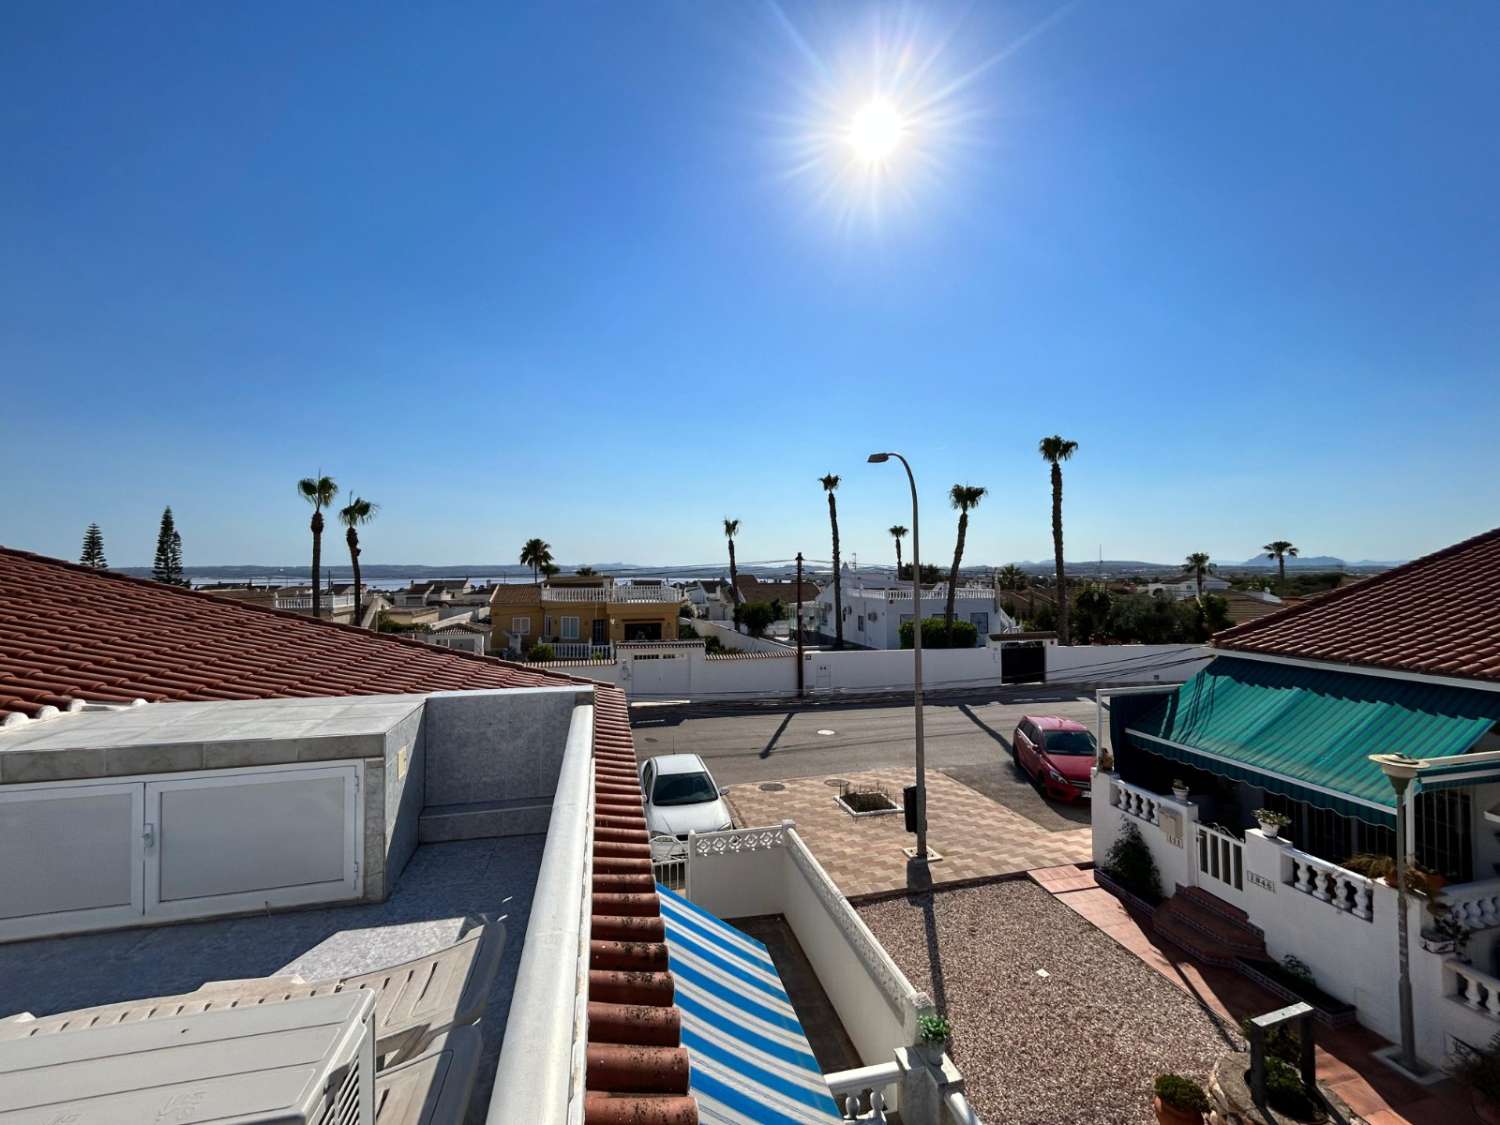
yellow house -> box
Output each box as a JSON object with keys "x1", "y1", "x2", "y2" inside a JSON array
[{"x1": 490, "y1": 576, "x2": 685, "y2": 657}]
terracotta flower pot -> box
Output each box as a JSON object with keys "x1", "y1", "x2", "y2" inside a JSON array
[{"x1": 1153, "y1": 1095, "x2": 1204, "y2": 1125}]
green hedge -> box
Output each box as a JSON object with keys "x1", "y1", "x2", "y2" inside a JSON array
[{"x1": 898, "y1": 617, "x2": 980, "y2": 649}]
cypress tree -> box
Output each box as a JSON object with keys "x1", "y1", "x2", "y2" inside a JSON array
[
  {"x1": 153, "y1": 507, "x2": 186, "y2": 586},
  {"x1": 80, "y1": 523, "x2": 107, "y2": 569}
]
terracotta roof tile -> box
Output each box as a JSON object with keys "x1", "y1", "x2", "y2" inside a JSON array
[
  {"x1": 0, "y1": 546, "x2": 697, "y2": 1122},
  {"x1": 1214, "y1": 526, "x2": 1500, "y2": 684}
]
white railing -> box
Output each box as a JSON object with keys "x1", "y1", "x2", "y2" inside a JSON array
[
  {"x1": 946, "y1": 1089, "x2": 984, "y2": 1125},
  {"x1": 275, "y1": 594, "x2": 355, "y2": 611},
  {"x1": 1449, "y1": 959, "x2": 1500, "y2": 1021},
  {"x1": 1197, "y1": 824, "x2": 1244, "y2": 894},
  {"x1": 540, "y1": 585, "x2": 681, "y2": 604},
  {"x1": 1281, "y1": 846, "x2": 1375, "y2": 921},
  {"x1": 541, "y1": 641, "x2": 613, "y2": 660},
  {"x1": 690, "y1": 823, "x2": 789, "y2": 858},
  {"x1": 650, "y1": 835, "x2": 687, "y2": 892},
  {"x1": 1439, "y1": 878, "x2": 1500, "y2": 931},
  {"x1": 874, "y1": 585, "x2": 994, "y2": 602},
  {"x1": 827, "y1": 1060, "x2": 899, "y2": 1122},
  {"x1": 1110, "y1": 777, "x2": 1162, "y2": 826}
]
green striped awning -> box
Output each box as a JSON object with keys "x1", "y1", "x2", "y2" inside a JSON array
[{"x1": 1125, "y1": 657, "x2": 1500, "y2": 826}]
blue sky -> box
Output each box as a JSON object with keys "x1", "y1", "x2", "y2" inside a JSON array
[{"x1": 3, "y1": 2, "x2": 1497, "y2": 570}]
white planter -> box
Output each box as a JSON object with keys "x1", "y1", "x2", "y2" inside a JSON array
[
  {"x1": 1257, "y1": 820, "x2": 1281, "y2": 839},
  {"x1": 1172, "y1": 787, "x2": 1189, "y2": 801}
]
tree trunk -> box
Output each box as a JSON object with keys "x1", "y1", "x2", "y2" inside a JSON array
[
  {"x1": 348, "y1": 526, "x2": 363, "y2": 627},
  {"x1": 1051, "y1": 463, "x2": 1069, "y2": 645},
  {"x1": 895, "y1": 538, "x2": 903, "y2": 575},
  {"x1": 310, "y1": 511, "x2": 324, "y2": 618},
  {"x1": 1278, "y1": 554, "x2": 1286, "y2": 585},
  {"x1": 829, "y1": 494, "x2": 843, "y2": 649},
  {"x1": 945, "y1": 512, "x2": 967, "y2": 638},
  {"x1": 728, "y1": 539, "x2": 739, "y2": 606}
]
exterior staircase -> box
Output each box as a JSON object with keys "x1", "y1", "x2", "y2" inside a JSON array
[{"x1": 1150, "y1": 885, "x2": 1267, "y2": 966}]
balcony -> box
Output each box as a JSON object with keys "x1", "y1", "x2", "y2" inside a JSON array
[
  {"x1": 539, "y1": 584, "x2": 680, "y2": 604},
  {"x1": 872, "y1": 585, "x2": 994, "y2": 602},
  {"x1": 273, "y1": 593, "x2": 356, "y2": 612}
]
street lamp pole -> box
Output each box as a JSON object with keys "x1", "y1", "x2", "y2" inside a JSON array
[
  {"x1": 1371, "y1": 752, "x2": 1427, "y2": 1077},
  {"x1": 869, "y1": 451, "x2": 926, "y2": 861}
]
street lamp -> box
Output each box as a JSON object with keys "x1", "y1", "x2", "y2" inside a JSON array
[
  {"x1": 869, "y1": 451, "x2": 927, "y2": 862},
  {"x1": 1370, "y1": 751, "x2": 1430, "y2": 1078}
]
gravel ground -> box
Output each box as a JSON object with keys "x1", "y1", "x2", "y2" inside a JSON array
[{"x1": 858, "y1": 880, "x2": 1242, "y2": 1124}]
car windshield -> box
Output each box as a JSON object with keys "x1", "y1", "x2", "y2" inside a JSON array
[
  {"x1": 652, "y1": 771, "x2": 719, "y2": 806},
  {"x1": 1044, "y1": 730, "x2": 1097, "y2": 755}
]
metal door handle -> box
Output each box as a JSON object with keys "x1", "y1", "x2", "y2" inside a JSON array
[{"x1": 142, "y1": 822, "x2": 155, "y2": 849}]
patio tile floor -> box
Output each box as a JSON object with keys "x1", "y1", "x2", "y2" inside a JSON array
[
  {"x1": 723, "y1": 768, "x2": 1093, "y2": 898},
  {"x1": 1033, "y1": 864, "x2": 1475, "y2": 1125}
]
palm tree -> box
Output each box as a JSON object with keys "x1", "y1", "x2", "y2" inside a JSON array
[
  {"x1": 297, "y1": 475, "x2": 339, "y2": 617},
  {"x1": 1039, "y1": 436, "x2": 1078, "y2": 645},
  {"x1": 944, "y1": 485, "x2": 988, "y2": 637},
  {"x1": 1264, "y1": 540, "x2": 1298, "y2": 585},
  {"x1": 339, "y1": 497, "x2": 379, "y2": 626},
  {"x1": 576, "y1": 566, "x2": 597, "y2": 576},
  {"x1": 1185, "y1": 552, "x2": 1212, "y2": 600},
  {"x1": 723, "y1": 519, "x2": 741, "y2": 606},
  {"x1": 820, "y1": 475, "x2": 843, "y2": 648},
  {"x1": 889, "y1": 525, "x2": 907, "y2": 574},
  {"x1": 519, "y1": 538, "x2": 554, "y2": 584},
  {"x1": 998, "y1": 563, "x2": 1027, "y2": 591}
]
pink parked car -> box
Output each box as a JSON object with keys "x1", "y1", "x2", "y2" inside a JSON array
[{"x1": 1011, "y1": 715, "x2": 1097, "y2": 802}]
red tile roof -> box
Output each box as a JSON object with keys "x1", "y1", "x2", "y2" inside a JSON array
[
  {"x1": 0, "y1": 546, "x2": 697, "y2": 1123},
  {"x1": 1214, "y1": 526, "x2": 1500, "y2": 685}
]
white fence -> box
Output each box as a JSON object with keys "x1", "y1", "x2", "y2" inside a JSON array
[
  {"x1": 540, "y1": 585, "x2": 680, "y2": 604},
  {"x1": 275, "y1": 594, "x2": 355, "y2": 611}
]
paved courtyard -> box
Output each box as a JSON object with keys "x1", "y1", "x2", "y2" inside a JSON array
[{"x1": 723, "y1": 766, "x2": 1093, "y2": 898}]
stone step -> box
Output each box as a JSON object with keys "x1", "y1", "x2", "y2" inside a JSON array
[
  {"x1": 1152, "y1": 889, "x2": 1266, "y2": 966},
  {"x1": 1175, "y1": 884, "x2": 1256, "y2": 928}
]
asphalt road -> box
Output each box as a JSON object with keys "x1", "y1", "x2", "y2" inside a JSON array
[{"x1": 630, "y1": 686, "x2": 1098, "y2": 831}]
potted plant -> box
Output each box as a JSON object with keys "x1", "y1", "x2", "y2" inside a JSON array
[
  {"x1": 1254, "y1": 808, "x2": 1291, "y2": 839},
  {"x1": 1449, "y1": 1031, "x2": 1500, "y2": 1125},
  {"x1": 1171, "y1": 778, "x2": 1190, "y2": 801},
  {"x1": 1424, "y1": 913, "x2": 1472, "y2": 961},
  {"x1": 1152, "y1": 1073, "x2": 1209, "y2": 1125},
  {"x1": 915, "y1": 1013, "x2": 951, "y2": 1065}
]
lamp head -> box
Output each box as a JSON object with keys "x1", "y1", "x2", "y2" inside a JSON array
[{"x1": 867, "y1": 452, "x2": 890, "y2": 463}]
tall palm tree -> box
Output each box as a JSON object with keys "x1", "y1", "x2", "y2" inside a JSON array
[
  {"x1": 723, "y1": 519, "x2": 742, "y2": 606},
  {"x1": 944, "y1": 485, "x2": 988, "y2": 637},
  {"x1": 339, "y1": 496, "x2": 379, "y2": 626},
  {"x1": 820, "y1": 474, "x2": 843, "y2": 648},
  {"x1": 1264, "y1": 540, "x2": 1298, "y2": 585},
  {"x1": 1185, "y1": 552, "x2": 1212, "y2": 600},
  {"x1": 519, "y1": 538, "x2": 553, "y2": 584},
  {"x1": 889, "y1": 525, "x2": 907, "y2": 575},
  {"x1": 297, "y1": 475, "x2": 339, "y2": 617},
  {"x1": 1038, "y1": 436, "x2": 1078, "y2": 645}
]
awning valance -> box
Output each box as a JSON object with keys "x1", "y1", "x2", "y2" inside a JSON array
[
  {"x1": 1125, "y1": 657, "x2": 1500, "y2": 827},
  {"x1": 656, "y1": 885, "x2": 842, "y2": 1124}
]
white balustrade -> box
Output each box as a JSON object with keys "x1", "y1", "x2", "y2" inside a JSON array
[
  {"x1": 1109, "y1": 777, "x2": 1161, "y2": 826},
  {"x1": 539, "y1": 641, "x2": 613, "y2": 660},
  {"x1": 274, "y1": 594, "x2": 355, "y2": 611},
  {"x1": 540, "y1": 585, "x2": 680, "y2": 604},
  {"x1": 827, "y1": 1060, "x2": 899, "y2": 1122},
  {"x1": 1280, "y1": 847, "x2": 1375, "y2": 921},
  {"x1": 1439, "y1": 878, "x2": 1500, "y2": 931},
  {"x1": 1450, "y1": 959, "x2": 1500, "y2": 1021},
  {"x1": 691, "y1": 824, "x2": 788, "y2": 857},
  {"x1": 877, "y1": 585, "x2": 994, "y2": 602}
]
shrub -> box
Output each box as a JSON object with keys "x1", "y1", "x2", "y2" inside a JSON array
[
  {"x1": 1342, "y1": 853, "x2": 1394, "y2": 880},
  {"x1": 739, "y1": 601, "x2": 776, "y2": 638},
  {"x1": 1254, "y1": 808, "x2": 1292, "y2": 828},
  {"x1": 1281, "y1": 955, "x2": 1314, "y2": 987},
  {"x1": 1153, "y1": 1074, "x2": 1209, "y2": 1113},
  {"x1": 917, "y1": 1014, "x2": 951, "y2": 1043},
  {"x1": 1450, "y1": 1031, "x2": 1500, "y2": 1103},
  {"x1": 1263, "y1": 1056, "x2": 1318, "y2": 1118},
  {"x1": 1103, "y1": 819, "x2": 1162, "y2": 902},
  {"x1": 1240, "y1": 1016, "x2": 1302, "y2": 1068},
  {"x1": 899, "y1": 617, "x2": 979, "y2": 649},
  {"x1": 678, "y1": 621, "x2": 699, "y2": 639},
  {"x1": 525, "y1": 642, "x2": 555, "y2": 662}
]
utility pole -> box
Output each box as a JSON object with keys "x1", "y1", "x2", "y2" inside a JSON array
[{"x1": 795, "y1": 552, "x2": 805, "y2": 697}]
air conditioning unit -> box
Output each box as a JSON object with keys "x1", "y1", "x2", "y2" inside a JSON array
[{"x1": 0, "y1": 991, "x2": 376, "y2": 1124}]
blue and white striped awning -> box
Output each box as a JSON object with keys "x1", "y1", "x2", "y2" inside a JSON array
[{"x1": 656, "y1": 884, "x2": 843, "y2": 1124}]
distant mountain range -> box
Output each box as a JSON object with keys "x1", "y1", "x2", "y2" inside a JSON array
[{"x1": 1232, "y1": 554, "x2": 1404, "y2": 570}]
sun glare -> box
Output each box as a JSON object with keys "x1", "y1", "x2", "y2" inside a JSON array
[{"x1": 848, "y1": 97, "x2": 905, "y2": 164}]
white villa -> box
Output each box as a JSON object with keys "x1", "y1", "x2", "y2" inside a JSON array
[
  {"x1": 1144, "y1": 571, "x2": 1232, "y2": 600},
  {"x1": 813, "y1": 566, "x2": 1018, "y2": 649},
  {"x1": 1092, "y1": 526, "x2": 1500, "y2": 1073}
]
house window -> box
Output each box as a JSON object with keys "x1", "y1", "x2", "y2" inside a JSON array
[
  {"x1": 561, "y1": 616, "x2": 580, "y2": 640},
  {"x1": 543, "y1": 615, "x2": 552, "y2": 636},
  {"x1": 511, "y1": 616, "x2": 531, "y2": 636},
  {"x1": 1416, "y1": 789, "x2": 1473, "y2": 883}
]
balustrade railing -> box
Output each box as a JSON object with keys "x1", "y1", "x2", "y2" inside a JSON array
[
  {"x1": 541, "y1": 585, "x2": 680, "y2": 604},
  {"x1": 1109, "y1": 777, "x2": 1161, "y2": 826},
  {"x1": 274, "y1": 594, "x2": 355, "y2": 611},
  {"x1": 1281, "y1": 847, "x2": 1375, "y2": 921},
  {"x1": 1439, "y1": 878, "x2": 1500, "y2": 931},
  {"x1": 1450, "y1": 959, "x2": 1500, "y2": 1021},
  {"x1": 542, "y1": 641, "x2": 613, "y2": 660},
  {"x1": 827, "y1": 1060, "x2": 899, "y2": 1122},
  {"x1": 876, "y1": 585, "x2": 994, "y2": 602}
]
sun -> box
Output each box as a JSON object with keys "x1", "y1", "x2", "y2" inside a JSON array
[{"x1": 847, "y1": 97, "x2": 906, "y2": 164}]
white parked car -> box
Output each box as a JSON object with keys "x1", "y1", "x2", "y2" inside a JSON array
[{"x1": 640, "y1": 753, "x2": 734, "y2": 841}]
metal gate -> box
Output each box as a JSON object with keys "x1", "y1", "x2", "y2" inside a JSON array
[
  {"x1": 1001, "y1": 641, "x2": 1046, "y2": 685},
  {"x1": 1194, "y1": 823, "x2": 1247, "y2": 910}
]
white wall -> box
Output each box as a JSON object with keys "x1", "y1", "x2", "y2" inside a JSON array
[
  {"x1": 1047, "y1": 644, "x2": 1211, "y2": 685},
  {"x1": 689, "y1": 618, "x2": 793, "y2": 655}
]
